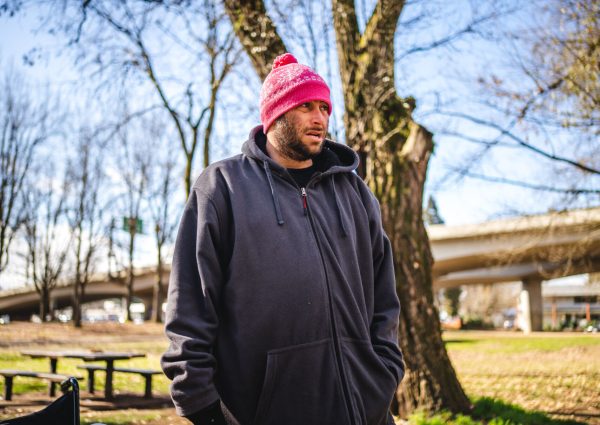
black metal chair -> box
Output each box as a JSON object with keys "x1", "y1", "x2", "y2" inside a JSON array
[{"x1": 0, "y1": 377, "x2": 80, "y2": 425}]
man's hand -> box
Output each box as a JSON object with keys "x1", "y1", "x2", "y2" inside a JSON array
[{"x1": 184, "y1": 401, "x2": 227, "y2": 425}]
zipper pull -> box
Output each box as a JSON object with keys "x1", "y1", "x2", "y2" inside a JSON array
[{"x1": 301, "y1": 187, "x2": 308, "y2": 215}]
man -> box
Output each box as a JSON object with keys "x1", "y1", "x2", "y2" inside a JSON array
[{"x1": 161, "y1": 53, "x2": 404, "y2": 425}]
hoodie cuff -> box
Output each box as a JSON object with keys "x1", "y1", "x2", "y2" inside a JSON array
[{"x1": 184, "y1": 400, "x2": 227, "y2": 425}]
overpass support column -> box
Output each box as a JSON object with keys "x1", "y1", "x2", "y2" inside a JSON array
[
  {"x1": 521, "y1": 278, "x2": 543, "y2": 333},
  {"x1": 142, "y1": 296, "x2": 153, "y2": 321}
]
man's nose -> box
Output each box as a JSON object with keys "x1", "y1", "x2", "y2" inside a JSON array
[{"x1": 310, "y1": 108, "x2": 328, "y2": 126}]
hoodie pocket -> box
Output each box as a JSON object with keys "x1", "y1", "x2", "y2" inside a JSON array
[
  {"x1": 252, "y1": 339, "x2": 347, "y2": 425},
  {"x1": 341, "y1": 338, "x2": 397, "y2": 425}
]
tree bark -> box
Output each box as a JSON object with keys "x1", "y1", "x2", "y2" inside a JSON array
[
  {"x1": 382, "y1": 124, "x2": 470, "y2": 415},
  {"x1": 73, "y1": 280, "x2": 82, "y2": 328},
  {"x1": 224, "y1": 0, "x2": 286, "y2": 77},
  {"x1": 224, "y1": 0, "x2": 471, "y2": 417},
  {"x1": 39, "y1": 286, "x2": 50, "y2": 321},
  {"x1": 73, "y1": 242, "x2": 83, "y2": 328},
  {"x1": 152, "y1": 246, "x2": 165, "y2": 323},
  {"x1": 126, "y1": 224, "x2": 136, "y2": 322}
]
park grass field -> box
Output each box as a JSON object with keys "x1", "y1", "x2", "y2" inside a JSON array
[
  {"x1": 0, "y1": 323, "x2": 598, "y2": 424},
  {"x1": 443, "y1": 331, "x2": 600, "y2": 424}
]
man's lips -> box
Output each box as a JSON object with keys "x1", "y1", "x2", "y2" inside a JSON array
[{"x1": 305, "y1": 129, "x2": 324, "y2": 138}]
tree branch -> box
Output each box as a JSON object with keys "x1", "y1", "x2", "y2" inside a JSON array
[
  {"x1": 434, "y1": 130, "x2": 516, "y2": 149},
  {"x1": 355, "y1": 0, "x2": 405, "y2": 90},
  {"x1": 449, "y1": 168, "x2": 600, "y2": 194},
  {"x1": 224, "y1": 0, "x2": 287, "y2": 80},
  {"x1": 438, "y1": 110, "x2": 600, "y2": 175},
  {"x1": 87, "y1": 4, "x2": 190, "y2": 156},
  {"x1": 396, "y1": 11, "x2": 498, "y2": 61},
  {"x1": 363, "y1": 0, "x2": 405, "y2": 49},
  {"x1": 137, "y1": 38, "x2": 189, "y2": 156},
  {"x1": 331, "y1": 0, "x2": 361, "y2": 90}
]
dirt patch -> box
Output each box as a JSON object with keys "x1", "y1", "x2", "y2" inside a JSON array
[
  {"x1": 0, "y1": 322, "x2": 177, "y2": 424},
  {"x1": 0, "y1": 322, "x2": 166, "y2": 348}
]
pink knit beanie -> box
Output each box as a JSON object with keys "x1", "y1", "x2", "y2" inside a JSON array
[{"x1": 260, "y1": 53, "x2": 332, "y2": 133}]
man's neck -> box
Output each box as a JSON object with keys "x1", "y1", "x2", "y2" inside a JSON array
[{"x1": 265, "y1": 136, "x2": 313, "y2": 169}]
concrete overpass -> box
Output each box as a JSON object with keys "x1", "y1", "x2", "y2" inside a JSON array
[
  {"x1": 429, "y1": 207, "x2": 600, "y2": 287},
  {"x1": 1, "y1": 207, "x2": 599, "y2": 330},
  {"x1": 0, "y1": 268, "x2": 170, "y2": 320},
  {"x1": 429, "y1": 207, "x2": 600, "y2": 331}
]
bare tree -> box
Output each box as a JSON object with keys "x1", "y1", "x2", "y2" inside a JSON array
[
  {"x1": 224, "y1": 0, "x2": 477, "y2": 416},
  {"x1": 429, "y1": 0, "x2": 599, "y2": 206},
  {"x1": 23, "y1": 163, "x2": 71, "y2": 321},
  {"x1": 421, "y1": 0, "x2": 599, "y2": 293},
  {"x1": 67, "y1": 129, "x2": 106, "y2": 328},
  {"x1": 146, "y1": 122, "x2": 179, "y2": 323},
  {"x1": 17, "y1": 0, "x2": 242, "y2": 197},
  {"x1": 110, "y1": 118, "x2": 151, "y2": 323},
  {"x1": 0, "y1": 67, "x2": 55, "y2": 277}
]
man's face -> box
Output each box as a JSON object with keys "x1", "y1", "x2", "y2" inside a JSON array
[{"x1": 270, "y1": 100, "x2": 330, "y2": 162}]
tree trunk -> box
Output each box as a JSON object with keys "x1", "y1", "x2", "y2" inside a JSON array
[
  {"x1": 152, "y1": 248, "x2": 165, "y2": 323},
  {"x1": 377, "y1": 123, "x2": 471, "y2": 415},
  {"x1": 73, "y1": 231, "x2": 84, "y2": 328},
  {"x1": 126, "y1": 278, "x2": 134, "y2": 322},
  {"x1": 333, "y1": 0, "x2": 471, "y2": 415},
  {"x1": 343, "y1": 41, "x2": 471, "y2": 412},
  {"x1": 223, "y1": 0, "x2": 286, "y2": 76},
  {"x1": 126, "y1": 227, "x2": 135, "y2": 322},
  {"x1": 39, "y1": 286, "x2": 51, "y2": 322},
  {"x1": 73, "y1": 281, "x2": 82, "y2": 328}
]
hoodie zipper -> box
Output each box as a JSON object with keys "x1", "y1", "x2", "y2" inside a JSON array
[
  {"x1": 301, "y1": 187, "x2": 308, "y2": 215},
  {"x1": 300, "y1": 186, "x2": 356, "y2": 424}
]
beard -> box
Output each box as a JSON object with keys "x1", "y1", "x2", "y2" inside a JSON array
[{"x1": 270, "y1": 114, "x2": 326, "y2": 162}]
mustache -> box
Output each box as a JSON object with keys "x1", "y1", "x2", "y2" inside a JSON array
[{"x1": 305, "y1": 127, "x2": 326, "y2": 134}]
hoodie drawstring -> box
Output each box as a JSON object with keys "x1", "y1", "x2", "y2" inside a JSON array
[
  {"x1": 263, "y1": 161, "x2": 285, "y2": 225},
  {"x1": 263, "y1": 159, "x2": 346, "y2": 235},
  {"x1": 331, "y1": 177, "x2": 348, "y2": 238}
]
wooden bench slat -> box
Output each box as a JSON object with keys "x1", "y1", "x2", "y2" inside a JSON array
[
  {"x1": 76, "y1": 365, "x2": 105, "y2": 371},
  {"x1": 76, "y1": 364, "x2": 161, "y2": 398},
  {"x1": 113, "y1": 368, "x2": 162, "y2": 375},
  {"x1": 0, "y1": 370, "x2": 77, "y2": 381},
  {"x1": 0, "y1": 370, "x2": 82, "y2": 401},
  {"x1": 77, "y1": 365, "x2": 161, "y2": 375}
]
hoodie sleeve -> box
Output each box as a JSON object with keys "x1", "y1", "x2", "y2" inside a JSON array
[
  {"x1": 364, "y1": 187, "x2": 405, "y2": 386},
  {"x1": 161, "y1": 188, "x2": 226, "y2": 417}
]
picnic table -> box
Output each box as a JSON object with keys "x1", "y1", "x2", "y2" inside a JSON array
[{"x1": 20, "y1": 349, "x2": 145, "y2": 400}]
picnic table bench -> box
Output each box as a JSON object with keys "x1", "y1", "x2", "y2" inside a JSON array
[
  {"x1": 0, "y1": 370, "x2": 82, "y2": 401},
  {"x1": 77, "y1": 364, "x2": 162, "y2": 398},
  {"x1": 20, "y1": 349, "x2": 145, "y2": 400}
]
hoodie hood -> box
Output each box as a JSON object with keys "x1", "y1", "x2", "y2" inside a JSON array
[
  {"x1": 241, "y1": 125, "x2": 359, "y2": 230},
  {"x1": 241, "y1": 125, "x2": 359, "y2": 176}
]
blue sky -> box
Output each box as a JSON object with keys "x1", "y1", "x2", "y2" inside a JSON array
[
  {"x1": 1, "y1": 1, "x2": 597, "y2": 292},
  {"x1": 0, "y1": 1, "x2": 595, "y2": 229}
]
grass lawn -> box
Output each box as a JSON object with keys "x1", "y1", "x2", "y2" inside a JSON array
[
  {"x1": 442, "y1": 331, "x2": 600, "y2": 425},
  {"x1": 0, "y1": 323, "x2": 598, "y2": 424}
]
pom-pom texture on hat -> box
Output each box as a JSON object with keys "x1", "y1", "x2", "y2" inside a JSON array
[
  {"x1": 260, "y1": 53, "x2": 332, "y2": 132},
  {"x1": 272, "y1": 53, "x2": 298, "y2": 69}
]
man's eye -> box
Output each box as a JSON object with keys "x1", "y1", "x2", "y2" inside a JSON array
[{"x1": 321, "y1": 105, "x2": 330, "y2": 113}]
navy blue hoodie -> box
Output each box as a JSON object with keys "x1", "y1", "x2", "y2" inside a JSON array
[{"x1": 161, "y1": 126, "x2": 404, "y2": 425}]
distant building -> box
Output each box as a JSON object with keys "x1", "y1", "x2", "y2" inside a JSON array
[
  {"x1": 542, "y1": 277, "x2": 600, "y2": 329},
  {"x1": 441, "y1": 274, "x2": 600, "y2": 330}
]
